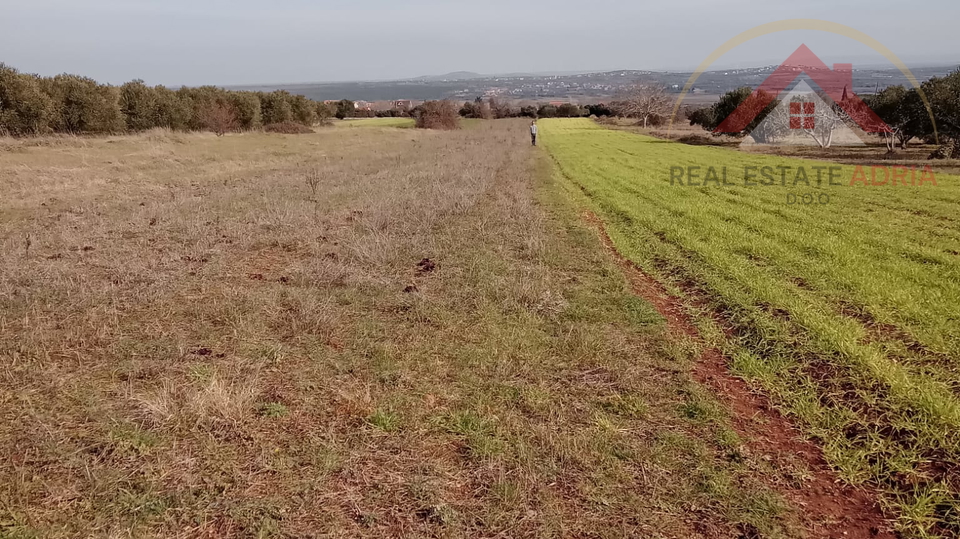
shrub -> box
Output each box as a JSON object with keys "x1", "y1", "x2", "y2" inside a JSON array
[
  {"x1": 518, "y1": 105, "x2": 538, "y2": 118},
  {"x1": 289, "y1": 94, "x2": 317, "y2": 126},
  {"x1": 228, "y1": 91, "x2": 262, "y2": 130},
  {"x1": 264, "y1": 121, "x2": 314, "y2": 134},
  {"x1": 43, "y1": 74, "x2": 124, "y2": 134},
  {"x1": 487, "y1": 97, "x2": 513, "y2": 119},
  {"x1": 414, "y1": 100, "x2": 460, "y2": 130},
  {"x1": 178, "y1": 86, "x2": 227, "y2": 131},
  {"x1": 460, "y1": 101, "x2": 480, "y2": 118},
  {"x1": 119, "y1": 80, "x2": 159, "y2": 131},
  {"x1": 537, "y1": 104, "x2": 558, "y2": 118},
  {"x1": 586, "y1": 103, "x2": 614, "y2": 117},
  {"x1": 153, "y1": 86, "x2": 191, "y2": 131},
  {"x1": 200, "y1": 102, "x2": 238, "y2": 136},
  {"x1": 260, "y1": 91, "x2": 293, "y2": 125},
  {"x1": 0, "y1": 64, "x2": 55, "y2": 136},
  {"x1": 335, "y1": 99, "x2": 354, "y2": 120},
  {"x1": 316, "y1": 102, "x2": 335, "y2": 126},
  {"x1": 557, "y1": 103, "x2": 584, "y2": 118}
]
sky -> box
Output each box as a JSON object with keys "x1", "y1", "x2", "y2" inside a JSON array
[{"x1": 1, "y1": 0, "x2": 957, "y2": 86}]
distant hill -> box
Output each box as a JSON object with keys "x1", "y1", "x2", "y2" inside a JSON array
[{"x1": 229, "y1": 64, "x2": 958, "y2": 104}]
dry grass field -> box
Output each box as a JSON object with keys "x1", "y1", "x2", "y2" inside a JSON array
[{"x1": 0, "y1": 121, "x2": 834, "y2": 537}]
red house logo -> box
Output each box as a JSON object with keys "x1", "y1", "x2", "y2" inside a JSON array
[{"x1": 715, "y1": 44, "x2": 890, "y2": 143}]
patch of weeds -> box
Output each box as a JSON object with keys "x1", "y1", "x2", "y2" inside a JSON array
[
  {"x1": 309, "y1": 445, "x2": 343, "y2": 475},
  {"x1": 255, "y1": 516, "x2": 281, "y2": 538},
  {"x1": 653, "y1": 430, "x2": 706, "y2": 469},
  {"x1": 894, "y1": 483, "x2": 959, "y2": 537},
  {"x1": 109, "y1": 423, "x2": 160, "y2": 454},
  {"x1": 715, "y1": 426, "x2": 745, "y2": 462},
  {"x1": 445, "y1": 410, "x2": 491, "y2": 436},
  {"x1": 697, "y1": 466, "x2": 735, "y2": 499},
  {"x1": 734, "y1": 488, "x2": 788, "y2": 535},
  {"x1": 595, "y1": 393, "x2": 649, "y2": 420},
  {"x1": 415, "y1": 504, "x2": 456, "y2": 526},
  {"x1": 0, "y1": 510, "x2": 40, "y2": 539},
  {"x1": 366, "y1": 344, "x2": 402, "y2": 386},
  {"x1": 232, "y1": 504, "x2": 283, "y2": 538},
  {"x1": 619, "y1": 294, "x2": 663, "y2": 326},
  {"x1": 655, "y1": 335, "x2": 700, "y2": 367},
  {"x1": 406, "y1": 476, "x2": 439, "y2": 503},
  {"x1": 255, "y1": 344, "x2": 285, "y2": 365},
  {"x1": 188, "y1": 364, "x2": 215, "y2": 384},
  {"x1": 113, "y1": 488, "x2": 169, "y2": 521},
  {"x1": 257, "y1": 402, "x2": 289, "y2": 419},
  {"x1": 490, "y1": 480, "x2": 521, "y2": 505},
  {"x1": 678, "y1": 387, "x2": 723, "y2": 423},
  {"x1": 367, "y1": 409, "x2": 401, "y2": 432},
  {"x1": 443, "y1": 410, "x2": 503, "y2": 458},
  {"x1": 501, "y1": 384, "x2": 553, "y2": 417},
  {"x1": 607, "y1": 441, "x2": 640, "y2": 463}
]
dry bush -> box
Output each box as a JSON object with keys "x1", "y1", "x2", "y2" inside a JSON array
[
  {"x1": 414, "y1": 100, "x2": 460, "y2": 130},
  {"x1": 615, "y1": 83, "x2": 671, "y2": 127},
  {"x1": 200, "y1": 102, "x2": 239, "y2": 136},
  {"x1": 265, "y1": 121, "x2": 315, "y2": 134},
  {"x1": 134, "y1": 375, "x2": 259, "y2": 430}
]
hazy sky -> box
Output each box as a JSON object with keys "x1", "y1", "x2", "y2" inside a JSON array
[{"x1": 1, "y1": 0, "x2": 957, "y2": 86}]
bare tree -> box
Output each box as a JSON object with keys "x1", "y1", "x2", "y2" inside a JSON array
[
  {"x1": 200, "y1": 102, "x2": 239, "y2": 137},
  {"x1": 617, "y1": 84, "x2": 672, "y2": 128},
  {"x1": 800, "y1": 100, "x2": 848, "y2": 149},
  {"x1": 764, "y1": 96, "x2": 848, "y2": 149}
]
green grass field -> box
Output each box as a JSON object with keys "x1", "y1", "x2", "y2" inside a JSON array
[
  {"x1": 541, "y1": 118, "x2": 960, "y2": 536},
  {"x1": 336, "y1": 117, "x2": 415, "y2": 128}
]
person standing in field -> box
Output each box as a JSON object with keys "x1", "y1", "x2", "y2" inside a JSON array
[{"x1": 530, "y1": 120, "x2": 538, "y2": 146}]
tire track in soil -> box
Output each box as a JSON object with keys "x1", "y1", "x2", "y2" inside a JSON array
[{"x1": 581, "y1": 210, "x2": 894, "y2": 539}]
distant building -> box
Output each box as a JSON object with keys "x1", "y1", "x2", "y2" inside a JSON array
[
  {"x1": 368, "y1": 101, "x2": 393, "y2": 111},
  {"x1": 354, "y1": 101, "x2": 373, "y2": 111},
  {"x1": 394, "y1": 100, "x2": 413, "y2": 109}
]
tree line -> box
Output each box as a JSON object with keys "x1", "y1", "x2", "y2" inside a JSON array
[
  {"x1": 457, "y1": 96, "x2": 618, "y2": 120},
  {"x1": 0, "y1": 63, "x2": 344, "y2": 136},
  {"x1": 688, "y1": 69, "x2": 960, "y2": 156}
]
